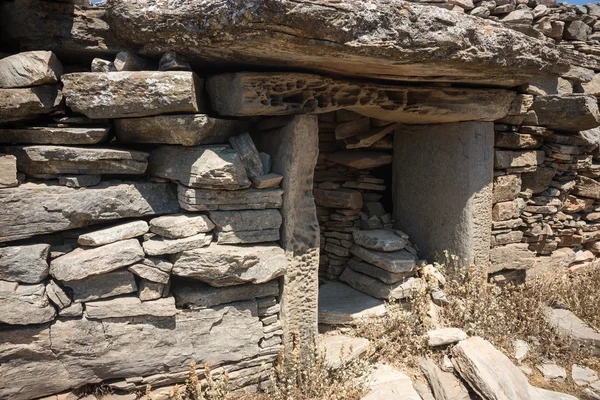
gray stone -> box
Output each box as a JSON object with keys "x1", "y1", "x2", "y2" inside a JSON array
[
  {"x1": 138, "y1": 279, "x2": 167, "y2": 301},
  {"x1": 91, "y1": 58, "x2": 115, "y2": 72},
  {"x1": 173, "y1": 279, "x2": 279, "y2": 308},
  {"x1": 207, "y1": 72, "x2": 516, "y2": 123},
  {"x1": 318, "y1": 282, "x2": 386, "y2": 326},
  {"x1": 178, "y1": 186, "x2": 283, "y2": 211},
  {"x1": 335, "y1": 118, "x2": 370, "y2": 140},
  {"x1": 78, "y1": 221, "x2": 149, "y2": 247},
  {"x1": 495, "y1": 132, "x2": 541, "y2": 150},
  {"x1": 563, "y1": 67, "x2": 595, "y2": 84},
  {"x1": 350, "y1": 245, "x2": 416, "y2": 275},
  {"x1": 494, "y1": 174, "x2": 522, "y2": 203},
  {"x1": 394, "y1": 122, "x2": 493, "y2": 266},
  {"x1": 0, "y1": 85, "x2": 62, "y2": 124},
  {"x1": 573, "y1": 176, "x2": 600, "y2": 200},
  {"x1": 495, "y1": 150, "x2": 544, "y2": 169},
  {"x1": 419, "y1": 357, "x2": 470, "y2": 400},
  {"x1": 58, "y1": 175, "x2": 102, "y2": 188},
  {"x1": 0, "y1": 244, "x2": 49, "y2": 284},
  {"x1": 114, "y1": 114, "x2": 247, "y2": 146},
  {"x1": 252, "y1": 173, "x2": 283, "y2": 189},
  {"x1": 571, "y1": 364, "x2": 598, "y2": 386},
  {"x1": 45, "y1": 279, "x2": 71, "y2": 309},
  {"x1": 172, "y1": 243, "x2": 286, "y2": 287},
  {"x1": 0, "y1": 51, "x2": 62, "y2": 88},
  {"x1": 353, "y1": 230, "x2": 408, "y2": 252},
  {"x1": 159, "y1": 51, "x2": 191, "y2": 71},
  {"x1": 326, "y1": 151, "x2": 393, "y2": 169},
  {"x1": 0, "y1": 154, "x2": 18, "y2": 188},
  {"x1": 62, "y1": 72, "x2": 202, "y2": 119},
  {"x1": 362, "y1": 363, "x2": 422, "y2": 400},
  {"x1": 143, "y1": 233, "x2": 212, "y2": 256},
  {"x1": 514, "y1": 339, "x2": 529, "y2": 362},
  {"x1": 260, "y1": 152, "x2": 272, "y2": 175},
  {"x1": 427, "y1": 328, "x2": 468, "y2": 347},
  {"x1": 318, "y1": 335, "x2": 369, "y2": 369},
  {"x1": 0, "y1": 281, "x2": 56, "y2": 325},
  {"x1": 149, "y1": 145, "x2": 250, "y2": 189},
  {"x1": 85, "y1": 296, "x2": 177, "y2": 319},
  {"x1": 544, "y1": 307, "x2": 600, "y2": 352},
  {"x1": 0, "y1": 126, "x2": 111, "y2": 145},
  {"x1": 128, "y1": 263, "x2": 170, "y2": 284},
  {"x1": 414, "y1": 381, "x2": 436, "y2": 400},
  {"x1": 492, "y1": 198, "x2": 526, "y2": 221},
  {"x1": 65, "y1": 269, "x2": 138, "y2": 303},
  {"x1": 531, "y1": 95, "x2": 600, "y2": 132},
  {"x1": 489, "y1": 243, "x2": 536, "y2": 273},
  {"x1": 50, "y1": 239, "x2": 144, "y2": 282},
  {"x1": 59, "y1": 302, "x2": 83, "y2": 318},
  {"x1": 3, "y1": 146, "x2": 148, "y2": 176},
  {"x1": 564, "y1": 20, "x2": 591, "y2": 41},
  {"x1": 340, "y1": 268, "x2": 422, "y2": 300},
  {"x1": 347, "y1": 258, "x2": 408, "y2": 284},
  {"x1": 314, "y1": 188, "x2": 363, "y2": 209},
  {"x1": 0, "y1": 181, "x2": 178, "y2": 243},
  {"x1": 149, "y1": 214, "x2": 214, "y2": 239},
  {"x1": 113, "y1": 51, "x2": 153, "y2": 71},
  {"x1": 229, "y1": 133, "x2": 263, "y2": 180},
  {"x1": 209, "y1": 209, "x2": 282, "y2": 244},
  {"x1": 536, "y1": 362, "x2": 566, "y2": 381}
]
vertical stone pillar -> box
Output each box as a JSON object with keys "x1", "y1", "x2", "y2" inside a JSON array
[
  {"x1": 253, "y1": 115, "x2": 320, "y2": 353},
  {"x1": 393, "y1": 121, "x2": 493, "y2": 267}
]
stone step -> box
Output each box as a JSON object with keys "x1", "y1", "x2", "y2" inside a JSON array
[{"x1": 318, "y1": 282, "x2": 386, "y2": 326}]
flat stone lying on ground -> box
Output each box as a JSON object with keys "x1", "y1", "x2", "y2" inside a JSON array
[
  {"x1": 78, "y1": 221, "x2": 149, "y2": 246},
  {"x1": 0, "y1": 126, "x2": 111, "y2": 145},
  {"x1": 149, "y1": 214, "x2": 214, "y2": 239},
  {"x1": 61, "y1": 71, "x2": 202, "y2": 119},
  {"x1": 142, "y1": 233, "x2": 212, "y2": 256},
  {"x1": 536, "y1": 362, "x2": 567, "y2": 382},
  {"x1": 0, "y1": 85, "x2": 62, "y2": 124},
  {"x1": 178, "y1": 186, "x2": 283, "y2": 211},
  {"x1": 350, "y1": 245, "x2": 417, "y2": 274},
  {"x1": 353, "y1": 230, "x2": 408, "y2": 252},
  {"x1": 0, "y1": 244, "x2": 49, "y2": 284},
  {"x1": 0, "y1": 281, "x2": 56, "y2": 325},
  {"x1": 172, "y1": 279, "x2": 279, "y2": 308},
  {"x1": 65, "y1": 269, "x2": 138, "y2": 303},
  {"x1": 572, "y1": 364, "x2": 599, "y2": 386},
  {"x1": 419, "y1": 357, "x2": 470, "y2": 400},
  {"x1": 149, "y1": 145, "x2": 250, "y2": 189},
  {"x1": 427, "y1": 328, "x2": 468, "y2": 347},
  {"x1": 171, "y1": 242, "x2": 287, "y2": 287},
  {"x1": 0, "y1": 51, "x2": 63, "y2": 88},
  {"x1": 114, "y1": 114, "x2": 247, "y2": 146},
  {"x1": 318, "y1": 282, "x2": 386, "y2": 326},
  {"x1": 50, "y1": 239, "x2": 144, "y2": 282},
  {"x1": 544, "y1": 307, "x2": 600, "y2": 353},
  {"x1": 318, "y1": 335, "x2": 370, "y2": 369},
  {"x1": 361, "y1": 363, "x2": 422, "y2": 400}
]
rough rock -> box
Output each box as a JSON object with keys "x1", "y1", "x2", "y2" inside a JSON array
[
  {"x1": 531, "y1": 95, "x2": 600, "y2": 132},
  {"x1": 0, "y1": 126, "x2": 111, "y2": 145},
  {"x1": 142, "y1": 233, "x2": 212, "y2": 256},
  {"x1": 85, "y1": 296, "x2": 177, "y2": 319},
  {"x1": 352, "y1": 230, "x2": 408, "y2": 252},
  {"x1": 45, "y1": 280, "x2": 71, "y2": 310},
  {"x1": 0, "y1": 181, "x2": 178, "y2": 243},
  {"x1": 0, "y1": 154, "x2": 18, "y2": 188},
  {"x1": 495, "y1": 132, "x2": 541, "y2": 150},
  {"x1": 318, "y1": 335, "x2": 369, "y2": 369},
  {"x1": 495, "y1": 150, "x2": 545, "y2": 169},
  {"x1": 326, "y1": 151, "x2": 393, "y2": 169},
  {"x1": 361, "y1": 363, "x2": 422, "y2": 400},
  {"x1": 3, "y1": 146, "x2": 148, "y2": 176},
  {"x1": 564, "y1": 20, "x2": 592, "y2": 41},
  {"x1": 64, "y1": 269, "x2": 138, "y2": 303},
  {"x1": 350, "y1": 245, "x2": 416, "y2": 275},
  {"x1": 492, "y1": 198, "x2": 526, "y2": 221},
  {"x1": 178, "y1": 186, "x2": 283, "y2": 211},
  {"x1": 419, "y1": 357, "x2": 470, "y2": 400},
  {"x1": 536, "y1": 363, "x2": 566, "y2": 381},
  {"x1": 50, "y1": 239, "x2": 144, "y2": 282},
  {"x1": 427, "y1": 328, "x2": 468, "y2": 347},
  {"x1": 251, "y1": 173, "x2": 283, "y2": 189},
  {"x1": 514, "y1": 340, "x2": 530, "y2": 362},
  {"x1": 159, "y1": 51, "x2": 191, "y2": 71},
  {"x1": 61, "y1": 72, "x2": 202, "y2": 119},
  {"x1": 0, "y1": 85, "x2": 62, "y2": 124},
  {"x1": 78, "y1": 221, "x2": 149, "y2": 246},
  {"x1": 572, "y1": 364, "x2": 598, "y2": 386},
  {"x1": 129, "y1": 261, "x2": 171, "y2": 284},
  {"x1": 207, "y1": 72, "x2": 516, "y2": 123},
  {"x1": 544, "y1": 307, "x2": 600, "y2": 352},
  {"x1": 113, "y1": 51, "x2": 153, "y2": 71},
  {"x1": 172, "y1": 243, "x2": 287, "y2": 287},
  {"x1": 340, "y1": 268, "x2": 422, "y2": 300},
  {"x1": 318, "y1": 282, "x2": 386, "y2": 325},
  {"x1": 314, "y1": 188, "x2": 363, "y2": 209},
  {"x1": 0, "y1": 51, "x2": 62, "y2": 88},
  {"x1": 58, "y1": 175, "x2": 102, "y2": 188},
  {"x1": 91, "y1": 58, "x2": 115, "y2": 72},
  {"x1": 493, "y1": 174, "x2": 522, "y2": 203},
  {"x1": 574, "y1": 176, "x2": 600, "y2": 200},
  {"x1": 173, "y1": 280, "x2": 279, "y2": 308},
  {"x1": 0, "y1": 244, "x2": 49, "y2": 284},
  {"x1": 522, "y1": 167, "x2": 557, "y2": 194},
  {"x1": 114, "y1": 114, "x2": 247, "y2": 146},
  {"x1": 138, "y1": 280, "x2": 167, "y2": 301},
  {"x1": 149, "y1": 214, "x2": 214, "y2": 239},
  {"x1": 0, "y1": 281, "x2": 56, "y2": 325},
  {"x1": 149, "y1": 145, "x2": 250, "y2": 189},
  {"x1": 347, "y1": 258, "x2": 408, "y2": 285},
  {"x1": 209, "y1": 209, "x2": 282, "y2": 244},
  {"x1": 229, "y1": 133, "x2": 263, "y2": 180},
  {"x1": 489, "y1": 243, "x2": 536, "y2": 273}
]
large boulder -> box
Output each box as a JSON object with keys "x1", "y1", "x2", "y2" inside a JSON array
[
  {"x1": 0, "y1": 182, "x2": 179, "y2": 243},
  {"x1": 0, "y1": 51, "x2": 63, "y2": 88}
]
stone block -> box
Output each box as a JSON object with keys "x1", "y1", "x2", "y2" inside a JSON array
[
  {"x1": 494, "y1": 150, "x2": 544, "y2": 169},
  {"x1": 318, "y1": 282, "x2": 386, "y2": 325},
  {"x1": 172, "y1": 242, "x2": 286, "y2": 287},
  {"x1": 420, "y1": 357, "x2": 470, "y2": 400},
  {"x1": 208, "y1": 209, "x2": 282, "y2": 244},
  {"x1": 493, "y1": 174, "x2": 522, "y2": 203},
  {"x1": 573, "y1": 176, "x2": 600, "y2": 200},
  {"x1": 58, "y1": 175, "x2": 102, "y2": 188},
  {"x1": 492, "y1": 198, "x2": 526, "y2": 221},
  {"x1": 113, "y1": 51, "x2": 153, "y2": 71},
  {"x1": 326, "y1": 151, "x2": 392, "y2": 169},
  {"x1": 427, "y1": 328, "x2": 468, "y2": 347},
  {"x1": 544, "y1": 307, "x2": 600, "y2": 352},
  {"x1": 77, "y1": 221, "x2": 149, "y2": 247},
  {"x1": 489, "y1": 243, "x2": 536, "y2": 273},
  {"x1": 531, "y1": 95, "x2": 600, "y2": 132},
  {"x1": 347, "y1": 258, "x2": 407, "y2": 284},
  {"x1": 114, "y1": 114, "x2": 247, "y2": 146},
  {"x1": 521, "y1": 167, "x2": 556, "y2": 194},
  {"x1": 0, "y1": 126, "x2": 111, "y2": 145},
  {"x1": 0, "y1": 154, "x2": 18, "y2": 188},
  {"x1": 229, "y1": 132, "x2": 263, "y2": 180},
  {"x1": 178, "y1": 186, "x2": 283, "y2": 211},
  {"x1": 0, "y1": 244, "x2": 49, "y2": 284},
  {"x1": 149, "y1": 214, "x2": 214, "y2": 239},
  {"x1": 495, "y1": 132, "x2": 541, "y2": 149},
  {"x1": 159, "y1": 51, "x2": 191, "y2": 71},
  {"x1": 314, "y1": 188, "x2": 363, "y2": 209},
  {"x1": 85, "y1": 296, "x2": 177, "y2": 319},
  {"x1": 319, "y1": 335, "x2": 370, "y2": 370},
  {"x1": 142, "y1": 233, "x2": 212, "y2": 256},
  {"x1": 0, "y1": 51, "x2": 62, "y2": 88},
  {"x1": 350, "y1": 245, "x2": 416, "y2": 275},
  {"x1": 45, "y1": 280, "x2": 71, "y2": 309},
  {"x1": 340, "y1": 267, "x2": 422, "y2": 300},
  {"x1": 62, "y1": 72, "x2": 202, "y2": 119},
  {"x1": 173, "y1": 280, "x2": 280, "y2": 309},
  {"x1": 362, "y1": 363, "x2": 422, "y2": 400},
  {"x1": 65, "y1": 269, "x2": 138, "y2": 303},
  {"x1": 138, "y1": 280, "x2": 167, "y2": 301},
  {"x1": 0, "y1": 85, "x2": 62, "y2": 124},
  {"x1": 252, "y1": 173, "x2": 283, "y2": 189},
  {"x1": 0, "y1": 281, "x2": 56, "y2": 325},
  {"x1": 352, "y1": 230, "x2": 408, "y2": 252},
  {"x1": 149, "y1": 145, "x2": 250, "y2": 189}
]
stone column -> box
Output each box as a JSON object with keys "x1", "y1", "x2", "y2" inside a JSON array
[
  {"x1": 393, "y1": 122, "x2": 494, "y2": 267},
  {"x1": 253, "y1": 115, "x2": 320, "y2": 354}
]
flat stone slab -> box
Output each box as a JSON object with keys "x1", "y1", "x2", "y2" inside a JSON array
[
  {"x1": 489, "y1": 243, "x2": 536, "y2": 273},
  {"x1": 419, "y1": 357, "x2": 470, "y2": 400},
  {"x1": 0, "y1": 126, "x2": 111, "y2": 145},
  {"x1": 85, "y1": 296, "x2": 177, "y2": 319},
  {"x1": 172, "y1": 242, "x2": 286, "y2": 287},
  {"x1": 426, "y1": 328, "x2": 468, "y2": 347},
  {"x1": 149, "y1": 214, "x2": 215, "y2": 239},
  {"x1": 0, "y1": 281, "x2": 56, "y2": 325},
  {"x1": 209, "y1": 209, "x2": 282, "y2": 232},
  {"x1": 0, "y1": 244, "x2": 49, "y2": 284},
  {"x1": 318, "y1": 335, "x2": 370, "y2": 369},
  {"x1": 0, "y1": 85, "x2": 62, "y2": 124},
  {"x1": 353, "y1": 230, "x2": 408, "y2": 252},
  {"x1": 361, "y1": 363, "x2": 422, "y2": 400},
  {"x1": 173, "y1": 279, "x2": 279, "y2": 309},
  {"x1": 0, "y1": 51, "x2": 62, "y2": 88},
  {"x1": 50, "y1": 239, "x2": 145, "y2": 282},
  {"x1": 3, "y1": 145, "x2": 149, "y2": 175},
  {"x1": 178, "y1": 186, "x2": 283, "y2": 211},
  {"x1": 149, "y1": 145, "x2": 250, "y2": 189},
  {"x1": 531, "y1": 95, "x2": 600, "y2": 132},
  {"x1": 62, "y1": 72, "x2": 202, "y2": 119},
  {"x1": 340, "y1": 268, "x2": 422, "y2": 300},
  {"x1": 143, "y1": 233, "x2": 212, "y2": 256},
  {"x1": 544, "y1": 307, "x2": 600, "y2": 352},
  {"x1": 314, "y1": 188, "x2": 363, "y2": 209},
  {"x1": 326, "y1": 151, "x2": 393, "y2": 169},
  {"x1": 347, "y1": 258, "x2": 408, "y2": 285},
  {"x1": 58, "y1": 174, "x2": 102, "y2": 188},
  {"x1": 65, "y1": 269, "x2": 138, "y2": 303},
  {"x1": 494, "y1": 150, "x2": 545, "y2": 169},
  {"x1": 0, "y1": 182, "x2": 179, "y2": 243},
  {"x1": 350, "y1": 245, "x2": 416, "y2": 274},
  {"x1": 129, "y1": 261, "x2": 171, "y2": 284},
  {"x1": 318, "y1": 282, "x2": 386, "y2": 326},
  {"x1": 78, "y1": 221, "x2": 149, "y2": 247}
]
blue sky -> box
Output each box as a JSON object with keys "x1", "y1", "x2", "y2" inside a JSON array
[{"x1": 566, "y1": 0, "x2": 595, "y2": 5}]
